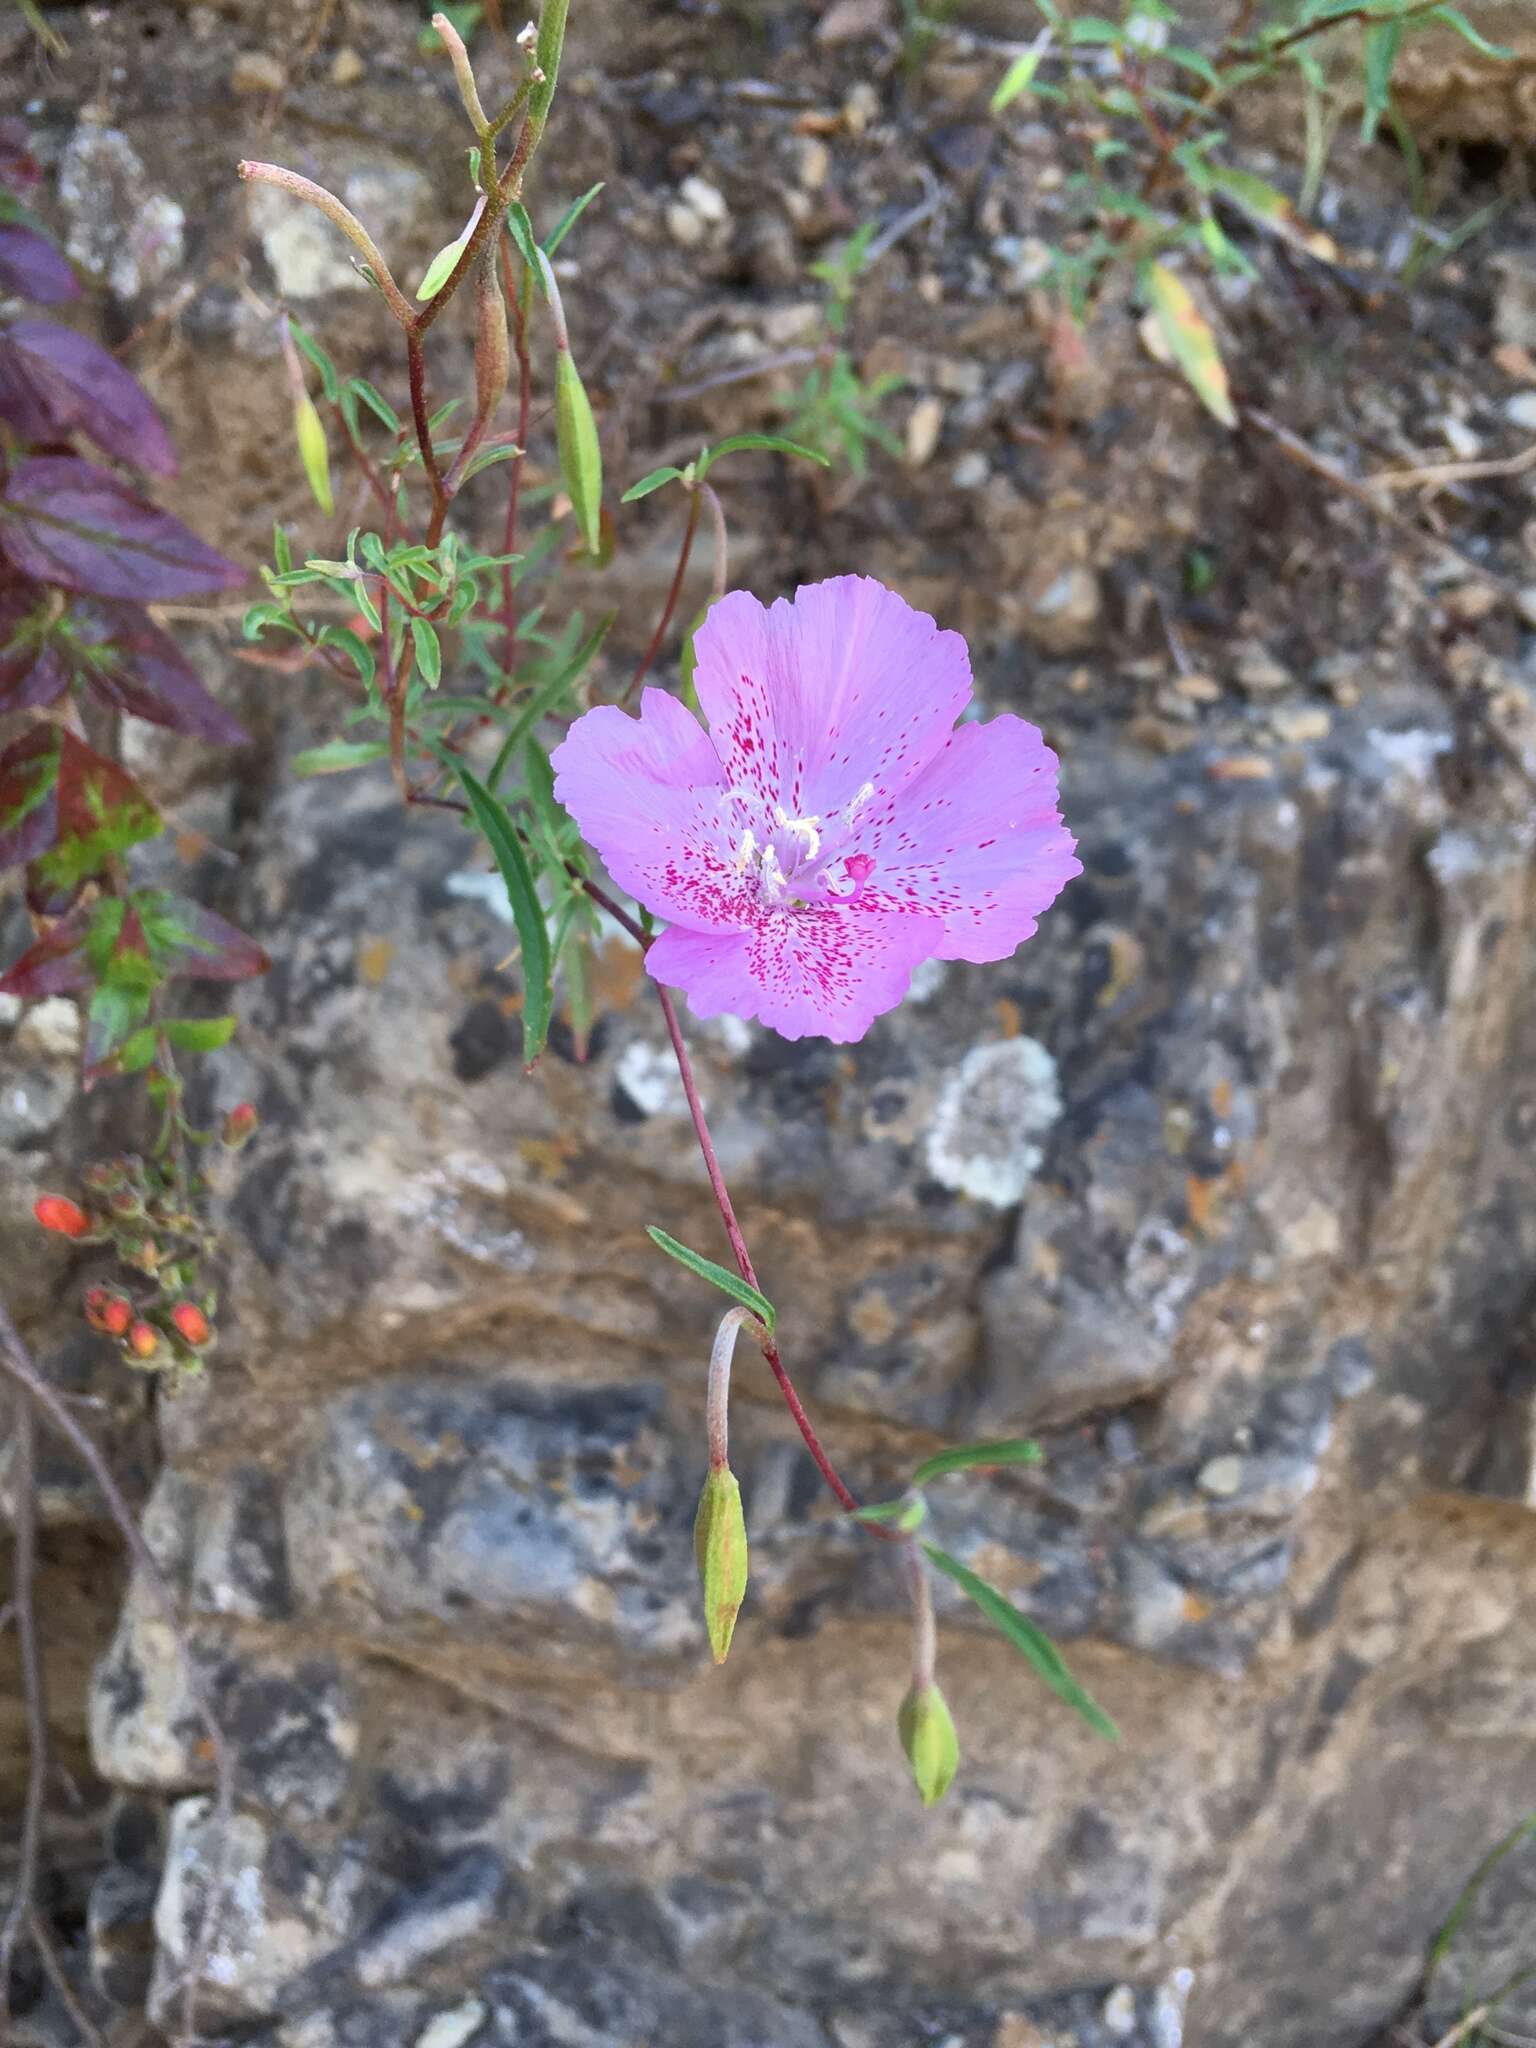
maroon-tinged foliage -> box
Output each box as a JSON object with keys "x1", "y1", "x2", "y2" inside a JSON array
[
  {"x1": 0, "y1": 589, "x2": 248, "y2": 743},
  {"x1": 0, "y1": 323, "x2": 178, "y2": 476},
  {"x1": 0, "y1": 457, "x2": 245, "y2": 600},
  {"x1": 139, "y1": 892, "x2": 270, "y2": 982},
  {"x1": 0, "y1": 722, "x2": 62, "y2": 868},
  {"x1": 0, "y1": 905, "x2": 93, "y2": 998}
]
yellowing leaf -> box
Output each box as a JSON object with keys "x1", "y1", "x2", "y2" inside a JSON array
[{"x1": 1143, "y1": 262, "x2": 1236, "y2": 429}]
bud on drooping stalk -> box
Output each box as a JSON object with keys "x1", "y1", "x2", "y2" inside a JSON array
[
  {"x1": 537, "y1": 250, "x2": 604, "y2": 557},
  {"x1": 222, "y1": 1102, "x2": 259, "y2": 1149},
  {"x1": 294, "y1": 394, "x2": 335, "y2": 516},
  {"x1": 34, "y1": 1195, "x2": 90, "y2": 1239},
  {"x1": 169, "y1": 1302, "x2": 212, "y2": 1348},
  {"x1": 693, "y1": 1465, "x2": 749, "y2": 1666},
  {"x1": 897, "y1": 1682, "x2": 960, "y2": 1808},
  {"x1": 126, "y1": 1320, "x2": 161, "y2": 1363},
  {"x1": 84, "y1": 1288, "x2": 134, "y2": 1339}
]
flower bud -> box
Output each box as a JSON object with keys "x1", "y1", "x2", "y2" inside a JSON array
[
  {"x1": 693, "y1": 1464, "x2": 749, "y2": 1665},
  {"x1": 126, "y1": 1320, "x2": 161, "y2": 1362},
  {"x1": 898, "y1": 1682, "x2": 960, "y2": 1808},
  {"x1": 34, "y1": 1196, "x2": 90, "y2": 1239},
  {"x1": 222, "y1": 1102, "x2": 259, "y2": 1149},
  {"x1": 474, "y1": 259, "x2": 511, "y2": 427},
  {"x1": 554, "y1": 347, "x2": 603, "y2": 558},
  {"x1": 84, "y1": 1288, "x2": 134, "y2": 1338},
  {"x1": 169, "y1": 1302, "x2": 212, "y2": 1348},
  {"x1": 294, "y1": 395, "x2": 334, "y2": 516}
]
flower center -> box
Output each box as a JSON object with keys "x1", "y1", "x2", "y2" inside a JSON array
[{"x1": 719, "y1": 783, "x2": 877, "y2": 910}]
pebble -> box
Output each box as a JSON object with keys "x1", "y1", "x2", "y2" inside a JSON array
[
  {"x1": 1504, "y1": 391, "x2": 1536, "y2": 432},
  {"x1": 1198, "y1": 1454, "x2": 1245, "y2": 1499},
  {"x1": 1516, "y1": 586, "x2": 1536, "y2": 630},
  {"x1": 906, "y1": 395, "x2": 944, "y2": 468},
  {"x1": 231, "y1": 50, "x2": 284, "y2": 94},
  {"x1": 816, "y1": 0, "x2": 890, "y2": 43},
  {"x1": 799, "y1": 137, "x2": 831, "y2": 191},
  {"x1": 1441, "y1": 416, "x2": 1481, "y2": 461},
  {"x1": 951, "y1": 450, "x2": 990, "y2": 490},
  {"x1": 1176, "y1": 672, "x2": 1221, "y2": 703},
  {"x1": 1234, "y1": 645, "x2": 1291, "y2": 695},
  {"x1": 1269, "y1": 707, "x2": 1332, "y2": 744},
  {"x1": 843, "y1": 81, "x2": 881, "y2": 136},
  {"x1": 16, "y1": 997, "x2": 82, "y2": 1062},
  {"x1": 1103, "y1": 1984, "x2": 1139, "y2": 2036},
  {"x1": 330, "y1": 46, "x2": 364, "y2": 86}
]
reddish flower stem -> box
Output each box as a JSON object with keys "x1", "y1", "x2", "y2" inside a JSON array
[
  {"x1": 621, "y1": 487, "x2": 701, "y2": 706},
  {"x1": 653, "y1": 982, "x2": 861, "y2": 1515}
]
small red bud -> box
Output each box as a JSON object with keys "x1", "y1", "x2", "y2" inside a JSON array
[
  {"x1": 222, "y1": 1102, "x2": 259, "y2": 1150},
  {"x1": 35, "y1": 1196, "x2": 90, "y2": 1239},
  {"x1": 169, "y1": 1302, "x2": 212, "y2": 1348},
  {"x1": 84, "y1": 1288, "x2": 134, "y2": 1338},
  {"x1": 125, "y1": 1320, "x2": 161, "y2": 1362}
]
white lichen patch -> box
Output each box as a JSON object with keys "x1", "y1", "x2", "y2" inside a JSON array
[
  {"x1": 924, "y1": 1037, "x2": 1063, "y2": 1207},
  {"x1": 614, "y1": 1040, "x2": 691, "y2": 1118}
]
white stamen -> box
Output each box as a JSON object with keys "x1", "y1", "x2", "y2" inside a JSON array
[
  {"x1": 773, "y1": 805, "x2": 821, "y2": 860},
  {"x1": 735, "y1": 827, "x2": 756, "y2": 873}
]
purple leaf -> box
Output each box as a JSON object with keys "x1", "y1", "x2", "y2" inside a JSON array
[
  {"x1": 0, "y1": 324, "x2": 177, "y2": 475},
  {"x1": 0, "y1": 905, "x2": 91, "y2": 998},
  {"x1": 0, "y1": 457, "x2": 245, "y2": 600},
  {"x1": 0, "y1": 724, "x2": 61, "y2": 870},
  {"x1": 0, "y1": 578, "x2": 71, "y2": 711},
  {"x1": 0, "y1": 225, "x2": 79, "y2": 304},
  {"x1": 65, "y1": 600, "x2": 249, "y2": 745}
]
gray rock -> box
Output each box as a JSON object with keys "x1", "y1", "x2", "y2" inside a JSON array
[{"x1": 355, "y1": 1847, "x2": 506, "y2": 1988}]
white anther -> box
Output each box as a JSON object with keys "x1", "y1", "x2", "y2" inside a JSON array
[
  {"x1": 773, "y1": 805, "x2": 821, "y2": 860},
  {"x1": 734, "y1": 827, "x2": 756, "y2": 873}
]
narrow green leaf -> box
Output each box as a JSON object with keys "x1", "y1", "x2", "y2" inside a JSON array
[
  {"x1": 291, "y1": 739, "x2": 390, "y2": 777},
  {"x1": 696, "y1": 433, "x2": 831, "y2": 476},
  {"x1": 347, "y1": 378, "x2": 402, "y2": 434},
  {"x1": 555, "y1": 348, "x2": 604, "y2": 555},
  {"x1": 453, "y1": 766, "x2": 552, "y2": 1064},
  {"x1": 542, "y1": 181, "x2": 605, "y2": 256},
  {"x1": 992, "y1": 47, "x2": 1043, "y2": 110},
  {"x1": 486, "y1": 611, "x2": 614, "y2": 790},
  {"x1": 318, "y1": 624, "x2": 376, "y2": 689},
  {"x1": 923, "y1": 1543, "x2": 1119, "y2": 1740},
  {"x1": 1427, "y1": 6, "x2": 1510, "y2": 57},
  {"x1": 287, "y1": 318, "x2": 339, "y2": 402},
  {"x1": 622, "y1": 466, "x2": 685, "y2": 504},
  {"x1": 505, "y1": 202, "x2": 543, "y2": 285},
  {"x1": 410, "y1": 616, "x2": 442, "y2": 688},
  {"x1": 694, "y1": 1464, "x2": 749, "y2": 1663},
  {"x1": 898, "y1": 1683, "x2": 960, "y2": 1807},
  {"x1": 417, "y1": 225, "x2": 473, "y2": 302},
  {"x1": 645, "y1": 1226, "x2": 775, "y2": 1333},
  {"x1": 850, "y1": 1494, "x2": 928, "y2": 1532},
  {"x1": 911, "y1": 1440, "x2": 1043, "y2": 1487},
  {"x1": 272, "y1": 524, "x2": 293, "y2": 575},
  {"x1": 116, "y1": 1025, "x2": 160, "y2": 1074},
  {"x1": 162, "y1": 1014, "x2": 238, "y2": 1052},
  {"x1": 1360, "y1": 17, "x2": 1402, "y2": 143},
  {"x1": 242, "y1": 602, "x2": 291, "y2": 641}
]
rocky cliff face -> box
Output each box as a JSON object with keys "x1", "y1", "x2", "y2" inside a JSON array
[{"x1": 5, "y1": 4, "x2": 1536, "y2": 2046}]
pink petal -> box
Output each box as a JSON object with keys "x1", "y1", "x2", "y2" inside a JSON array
[
  {"x1": 857, "y1": 715, "x2": 1081, "y2": 962},
  {"x1": 647, "y1": 902, "x2": 939, "y2": 1043},
  {"x1": 692, "y1": 576, "x2": 972, "y2": 825},
  {"x1": 551, "y1": 688, "x2": 748, "y2": 932}
]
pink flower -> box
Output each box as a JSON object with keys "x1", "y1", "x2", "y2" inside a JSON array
[{"x1": 550, "y1": 576, "x2": 1081, "y2": 1042}]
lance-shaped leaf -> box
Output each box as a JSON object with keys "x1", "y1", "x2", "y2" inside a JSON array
[
  {"x1": 0, "y1": 457, "x2": 246, "y2": 600},
  {"x1": 910, "y1": 1439, "x2": 1043, "y2": 1486},
  {"x1": 0, "y1": 222, "x2": 78, "y2": 303},
  {"x1": 133, "y1": 890, "x2": 270, "y2": 982},
  {"x1": 646, "y1": 1228, "x2": 775, "y2": 1332},
  {"x1": 694, "y1": 1464, "x2": 749, "y2": 1664},
  {"x1": 453, "y1": 765, "x2": 552, "y2": 1064},
  {"x1": 898, "y1": 1683, "x2": 960, "y2": 1807},
  {"x1": 695, "y1": 433, "x2": 831, "y2": 478},
  {"x1": 555, "y1": 350, "x2": 603, "y2": 556},
  {"x1": 0, "y1": 322, "x2": 177, "y2": 475},
  {"x1": 923, "y1": 1542, "x2": 1119, "y2": 1741},
  {"x1": 29, "y1": 730, "x2": 162, "y2": 897},
  {"x1": 0, "y1": 724, "x2": 62, "y2": 869},
  {"x1": 1143, "y1": 262, "x2": 1236, "y2": 429},
  {"x1": 849, "y1": 1493, "x2": 928, "y2": 1532}
]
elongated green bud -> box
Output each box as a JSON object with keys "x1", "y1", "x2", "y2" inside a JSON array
[
  {"x1": 898, "y1": 1682, "x2": 959, "y2": 1807},
  {"x1": 694, "y1": 1464, "x2": 749, "y2": 1665},
  {"x1": 555, "y1": 348, "x2": 603, "y2": 556},
  {"x1": 293, "y1": 395, "x2": 333, "y2": 515}
]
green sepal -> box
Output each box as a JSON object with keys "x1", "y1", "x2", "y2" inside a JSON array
[
  {"x1": 694, "y1": 1464, "x2": 749, "y2": 1664},
  {"x1": 898, "y1": 1682, "x2": 959, "y2": 1807}
]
